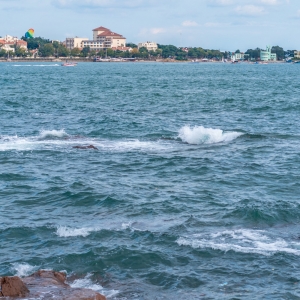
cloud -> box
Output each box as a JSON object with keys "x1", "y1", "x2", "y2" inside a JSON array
[
  {"x1": 51, "y1": 0, "x2": 160, "y2": 9},
  {"x1": 259, "y1": 0, "x2": 279, "y2": 5},
  {"x1": 182, "y1": 20, "x2": 199, "y2": 27},
  {"x1": 297, "y1": 9, "x2": 300, "y2": 17},
  {"x1": 235, "y1": 5, "x2": 265, "y2": 16},
  {"x1": 207, "y1": 0, "x2": 234, "y2": 6}
]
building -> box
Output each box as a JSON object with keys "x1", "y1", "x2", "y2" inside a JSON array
[
  {"x1": 65, "y1": 37, "x2": 88, "y2": 50},
  {"x1": 260, "y1": 46, "x2": 277, "y2": 61},
  {"x1": 2, "y1": 35, "x2": 18, "y2": 42},
  {"x1": 230, "y1": 52, "x2": 245, "y2": 61},
  {"x1": 92, "y1": 26, "x2": 126, "y2": 48},
  {"x1": 0, "y1": 38, "x2": 27, "y2": 52},
  {"x1": 294, "y1": 51, "x2": 300, "y2": 59},
  {"x1": 138, "y1": 42, "x2": 158, "y2": 51},
  {"x1": 65, "y1": 27, "x2": 126, "y2": 51},
  {"x1": 111, "y1": 46, "x2": 132, "y2": 52}
]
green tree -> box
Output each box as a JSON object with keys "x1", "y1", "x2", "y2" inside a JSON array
[
  {"x1": 245, "y1": 48, "x2": 260, "y2": 60},
  {"x1": 0, "y1": 49, "x2": 7, "y2": 57},
  {"x1": 126, "y1": 43, "x2": 137, "y2": 48},
  {"x1": 71, "y1": 48, "x2": 81, "y2": 57},
  {"x1": 81, "y1": 46, "x2": 90, "y2": 57},
  {"x1": 106, "y1": 48, "x2": 114, "y2": 57},
  {"x1": 22, "y1": 36, "x2": 52, "y2": 50},
  {"x1": 57, "y1": 45, "x2": 70, "y2": 57},
  {"x1": 271, "y1": 46, "x2": 284, "y2": 60},
  {"x1": 15, "y1": 47, "x2": 27, "y2": 57},
  {"x1": 39, "y1": 43, "x2": 55, "y2": 57}
]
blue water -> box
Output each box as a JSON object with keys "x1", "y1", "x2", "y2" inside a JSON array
[{"x1": 1, "y1": 62, "x2": 300, "y2": 299}]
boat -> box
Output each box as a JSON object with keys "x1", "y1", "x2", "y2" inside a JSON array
[{"x1": 61, "y1": 62, "x2": 77, "y2": 67}]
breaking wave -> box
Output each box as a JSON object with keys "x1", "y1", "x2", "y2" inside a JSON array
[
  {"x1": 11, "y1": 263, "x2": 37, "y2": 277},
  {"x1": 56, "y1": 226, "x2": 94, "y2": 237},
  {"x1": 70, "y1": 274, "x2": 118, "y2": 298},
  {"x1": 178, "y1": 125, "x2": 243, "y2": 145},
  {"x1": 38, "y1": 129, "x2": 69, "y2": 140},
  {"x1": 177, "y1": 229, "x2": 300, "y2": 256}
]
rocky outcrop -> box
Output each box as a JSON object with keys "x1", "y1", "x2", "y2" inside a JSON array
[
  {"x1": 0, "y1": 270, "x2": 106, "y2": 300},
  {"x1": 0, "y1": 276, "x2": 29, "y2": 297},
  {"x1": 73, "y1": 145, "x2": 98, "y2": 150}
]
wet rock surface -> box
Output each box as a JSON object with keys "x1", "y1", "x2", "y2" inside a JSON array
[
  {"x1": 73, "y1": 145, "x2": 98, "y2": 150},
  {"x1": 0, "y1": 270, "x2": 106, "y2": 300},
  {"x1": 0, "y1": 276, "x2": 29, "y2": 297}
]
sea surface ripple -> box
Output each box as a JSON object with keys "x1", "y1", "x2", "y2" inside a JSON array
[{"x1": 1, "y1": 62, "x2": 300, "y2": 299}]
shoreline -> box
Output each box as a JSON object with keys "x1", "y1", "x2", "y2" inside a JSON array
[{"x1": 0, "y1": 58, "x2": 287, "y2": 63}]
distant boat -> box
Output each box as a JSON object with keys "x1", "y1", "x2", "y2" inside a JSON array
[
  {"x1": 94, "y1": 57, "x2": 111, "y2": 62},
  {"x1": 294, "y1": 61, "x2": 300, "y2": 64},
  {"x1": 61, "y1": 62, "x2": 77, "y2": 67}
]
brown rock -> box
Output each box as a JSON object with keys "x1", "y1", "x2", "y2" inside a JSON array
[
  {"x1": 0, "y1": 276, "x2": 29, "y2": 297},
  {"x1": 73, "y1": 145, "x2": 98, "y2": 150},
  {"x1": 22, "y1": 270, "x2": 107, "y2": 300}
]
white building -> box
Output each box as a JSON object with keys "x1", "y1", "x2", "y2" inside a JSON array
[
  {"x1": 65, "y1": 27, "x2": 126, "y2": 51},
  {"x1": 230, "y1": 52, "x2": 244, "y2": 61},
  {"x1": 294, "y1": 51, "x2": 300, "y2": 59},
  {"x1": 260, "y1": 46, "x2": 277, "y2": 61},
  {"x1": 2, "y1": 35, "x2": 18, "y2": 42},
  {"x1": 65, "y1": 37, "x2": 88, "y2": 50},
  {"x1": 138, "y1": 42, "x2": 158, "y2": 51},
  {"x1": 0, "y1": 37, "x2": 27, "y2": 52}
]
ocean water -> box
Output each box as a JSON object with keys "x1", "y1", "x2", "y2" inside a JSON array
[{"x1": 1, "y1": 61, "x2": 300, "y2": 299}]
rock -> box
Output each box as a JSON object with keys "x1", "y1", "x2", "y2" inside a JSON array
[
  {"x1": 73, "y1": 144, "x2": 98, "y2": 150},
  {"x1": 0, "y1": 270, "x2": 106, "y2": 300},
  {"x1": 0, "y1": 276, "x2": 29, "y2": 297}
]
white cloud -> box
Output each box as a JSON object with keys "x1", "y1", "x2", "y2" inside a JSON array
[
  {"x1": 182, "y1": 20, "x2": 199, "y2": 27},
  {"x1": 208, "y1": 0, "x2": 234, "y2": 6},
  {"x1": 297, "y1": 9, "x2": 300, "y2": 17},
  {"x1": 260, "y1": 0, "x2": 279, "y2": 5},
  {"x1": 235, "y1": 5, "x2": 265, "y2": 16},
  {"x1": 52, "y1": 0, "x2": 160, "y2": 8}
]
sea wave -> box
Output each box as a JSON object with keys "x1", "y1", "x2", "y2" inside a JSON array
[
  {"x1": 70, "y1": 274, "x2": 118, "y2": 298},
  {"x1": 178, "y1": 125, "x2": 243, "y2": 145},
  {"x1": 38, "y1": 129, "x2": 69, "y2": 140},
  {"x1": 56, "y1": 226, "x2": 95, "y2": 237},
  {"x1": 11, "y1": 263, "x2": 37, "y2": 277},
  {"x1": 177, "y1": 229, "x2": 300, "y2": 256}
]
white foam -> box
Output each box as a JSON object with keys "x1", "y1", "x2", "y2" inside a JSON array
[
  {"x1": 178, "y1": 125, "x2": 242, "y2": 145},
  {"x1": 13, "y1": 64, "x2": 60, "y2": 67},
  {"x1": 93, "y1": 139, "x2": 170, "y2": 152},
  {"x1": 56, "y1": 226, "x2": 94, "y2": 237},
  {"x1": 11, "y1": 263, "x2": 37, "y2": 277},
  {"x1": 177, "y1": 229, "x2": 300, "y2": 256},
  {"x1": 70, "y1": 274, "x2": 118, "y2": 298},
  {"x1": 39, "y1": 129, "x2": 69, "y2": 139}
]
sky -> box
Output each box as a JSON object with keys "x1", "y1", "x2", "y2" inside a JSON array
[{"x1": 1, "y1": 0, "x2": 300, "y2": 51}]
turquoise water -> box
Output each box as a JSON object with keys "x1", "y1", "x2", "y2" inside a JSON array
[{"x1": 1, "y1": 62, "x2": 300, "y2": 299}]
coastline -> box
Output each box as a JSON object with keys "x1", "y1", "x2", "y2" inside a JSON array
[{"x1": 0, "y1": 58, "x2": 287, "y2": 63}]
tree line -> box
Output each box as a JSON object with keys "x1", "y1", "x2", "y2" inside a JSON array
[{"x1": 0, "y1": 36, "x2": 296, "y2": 61}]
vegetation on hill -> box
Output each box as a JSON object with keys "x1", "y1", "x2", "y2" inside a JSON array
[{"x1": 0, "y1": 36, "x2": 294, "y2": 61}]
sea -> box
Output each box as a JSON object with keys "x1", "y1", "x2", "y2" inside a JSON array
[{"x1": 1, "y1": 61, "x2": 300, "y2": 300}]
